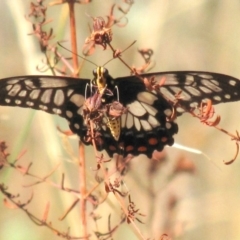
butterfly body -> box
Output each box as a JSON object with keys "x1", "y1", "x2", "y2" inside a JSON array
[{"x1": 1, "y1": 70, "x2": 240, "y2": 157}]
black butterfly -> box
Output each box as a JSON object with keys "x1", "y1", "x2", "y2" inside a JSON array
[{"x1": 0, "y1": 67, "x2": 240, "y2": 157}]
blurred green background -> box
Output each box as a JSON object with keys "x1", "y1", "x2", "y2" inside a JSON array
[{"x1": 1, "y1": 0, "x2": 240, "y2": 239}]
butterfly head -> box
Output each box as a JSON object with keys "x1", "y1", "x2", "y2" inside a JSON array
[{"x1": 92, "y1": 67, "x2": 109, "y2": 92}]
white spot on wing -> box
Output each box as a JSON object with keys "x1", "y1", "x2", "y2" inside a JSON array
[
  {"x1": 159, "y1": 87, "x2": 175, "y2": 100},
  {"x1": 66, "y1": 110, "x2": 73, "y2": 118},
  {"x1": 164, "y1": 109, "x2": 172, "y2": 117},
  {"x1": 140, "y1": 119, "x2": 151, "y2": 131},
  {"x1": 190, "y1": 102, "x2": 198, "y2": 108},
  {"x1": 137, "y1": 92, "x2": 157, "y2": 105},
  {"x1": 24, "y1": 80, "x2": 35, "y2": 88},
  {"x1": 229, "y1": 79, "x2": 236, "y2": 86},
  {"x1": 166, "y1": 122, "x2": 172, "y2": 129},
  {"x1": 213, "y1": 95, "x2": 221, "y2": 101},
  {"x1": 197, "y1": 74, "x2": 213, "y2": 79},
  {"x1": 141, "y1": 102, "x2": 157, "y2": 116},
  {"x1": 148, "y1": 115, "x2": 160, "y2": 127},
  {"x1": 121, "y1": 113, "x2": 127, "y2": 128},
  {"x1": 39, "y1": 105, "x2": 48, "y2": 110},
  {"x1": 53, "y1": 108, "x2": 62, "y2": 114},
  {"x1": 184, "y1": 86, "x2": 201, "y2": 96},
  {"x1": 210, "y1": 79, "x2": 219, "y2": 85},
  {"x1": 199, "y1": 86, "x2": 211, "y2": 94},
  {"x1": 5, "y1": 99, "x2": 10, "y2": 103},
  {"x1": 7, "y1": 79, "x2": 19, "y2": 85},
  {"x1": 134, "y1": 117, "x2": 141, "y2": 131},
  {"x1": 224, "y1": 94, "x2": 231, "y2": 99},
  {"x1": 179, "y1": 91, "x2": 191, "y2": 100},
  {"x1": 170, "y1": 86, "x2": 183, "y2": 95},
  {"x1": 163, "y1": 74, "x2": 179, "y2": 84},
  {"x1": 77, "y1": 106, "x2": 83, "y2": 115},
  {"x1": 67, "y1": 89, "x2": 74, "y2": 97},
  {"x1": 70, "y1": 94, "x2": 85, "y2": 107},
  {"x1": 8, "y1": 84, "x2": 21, "y2": 96},
  {"x1": 40, "y1": 78, "x2": 67, "y2": 87},
  {"x1": 185, "y1": 75, "x2": 194, "y2": 83},
  {"x1": 41, "y1": 89, "x2": 53, "y2": 103},
  {"x1": 30, "y1": 89, "x2": 41, "y2": 99},
  {"x1": 54, "y1": 89, "x2": 65, "y2": 106},
  {"x1": 74, "y1": 123, "x2": 80, "y2": 129},
  {"x1": 6, "y1": 85, "x2": 12, "y2": 91},
  {"x1": 126, "y1": 113, "x2": 133, "y2": 129},
  {"x1": 26, "y1": 101, "x2": 34, "y2": 106},
  {"x1": 127, "y1": 101, "x2": 146, "y2": 116},
  {"x1": 19, "y1": 90, "x2": 27, "y2": 97},
  {"x1": 201, "y1": 80, "x2": 222, "y2": 92}
]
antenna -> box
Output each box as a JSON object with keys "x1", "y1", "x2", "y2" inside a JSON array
[
  {"x1": 58, "y1": 40, "x2": 136, "y2": 69},
  {"x1": 103, "y1": 40, "x2": 137, "y2": 67},
  {"x1": 57, "y1": 42, "x2": 98, "y2": 67}
]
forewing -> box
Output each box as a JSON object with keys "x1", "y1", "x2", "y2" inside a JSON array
[
  {"x1": 140, "y1": 71, "x2": 240, "y2": 110},
  {"x1": 0, "y1": 75, "x2": 90, "y2": 127}
]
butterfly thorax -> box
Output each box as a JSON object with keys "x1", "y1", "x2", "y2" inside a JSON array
[{"x1": 92, "y1": 66, "x2": 113, "y2": 95}]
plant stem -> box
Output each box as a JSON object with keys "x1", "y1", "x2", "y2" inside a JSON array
[
  {"x1": 68, "y1": 1, "x2": 88, "y2": 238},
  {"x1": 68, "y1": 1, "x2": 79, "y2": 76},
  {"x1": 79, "y1": 141, "x2": 88, "y2": 238},
  {"x1": 114, "y1": 193, "x2": 146, "y2": 240}
]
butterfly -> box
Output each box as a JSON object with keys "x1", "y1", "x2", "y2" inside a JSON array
[{"x1": 0, "y1": 67, "x2": 240, "y2": 157}]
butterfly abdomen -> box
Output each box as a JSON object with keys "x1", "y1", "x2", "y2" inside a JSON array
[{"x1": 106, "y1": 118, "x2": 121, "y2": 141}]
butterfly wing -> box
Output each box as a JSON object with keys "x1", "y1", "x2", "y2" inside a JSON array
[
  {"x1": 0, "y1": 75, "x2": 90, "y2": 140},
  {"x1": 1, "y1": 71, "x2": 240, "y2": 158},
  {"x1": 99, "y1": 71, "x2": 240, "y2": 157},
  {"x1": 139, "y1": 71, "x2": 240, "y2": 112},
  {"x1": 98, "y1": 76, "x2": 178, "y2": 157}
]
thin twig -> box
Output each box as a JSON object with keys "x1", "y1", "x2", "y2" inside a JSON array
[
  {"x1": 68, "y1": 1, "x2": 79, "y2": 76},
  {"x1": 79, "y1": 141, "x2": 88, "y2": 239}
]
